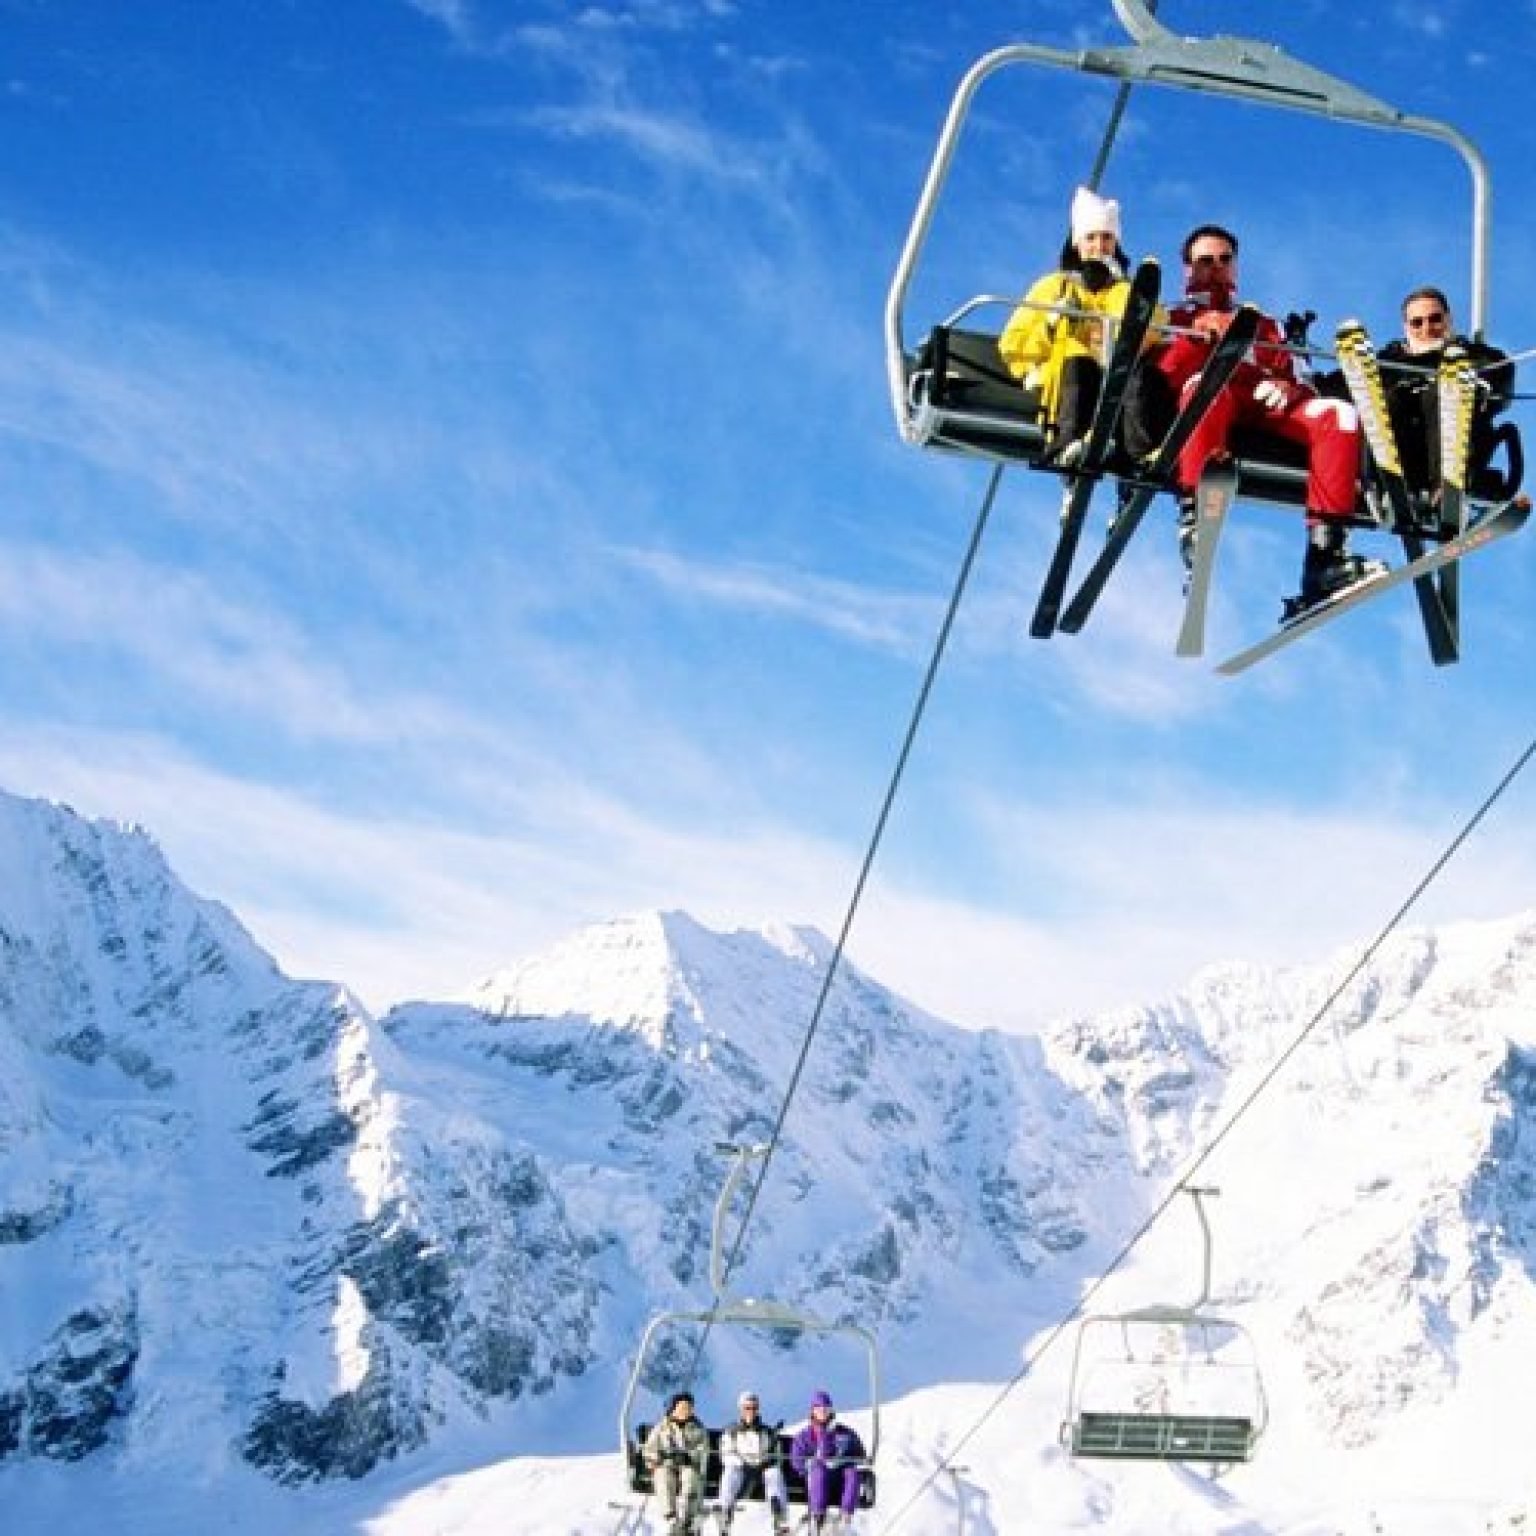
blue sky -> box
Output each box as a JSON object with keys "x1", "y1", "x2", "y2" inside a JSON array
[{"x1": 3, "y1": 0, "x2": 1536, "y2": 1029}]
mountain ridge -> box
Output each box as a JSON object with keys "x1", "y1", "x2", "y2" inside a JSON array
[{"x1": 3, "y1": 786, "x2": 1536, "y2": 1532}]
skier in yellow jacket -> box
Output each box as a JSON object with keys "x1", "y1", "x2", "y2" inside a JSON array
[{"x1": 998, "y1": 186, "x2": 1156, "y2": 466}]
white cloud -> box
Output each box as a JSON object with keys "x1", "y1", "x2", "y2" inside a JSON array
[
  {"x1": 5, "y1": 716, "x2": 1531, "y2": 1037},
  {"x1": 612, "y1": 544, "x2": 941, "y2": 657},
  {"x1": 611, "y1": 534, "x2": 1222, "y2": 724},
  {"x1": 0, "y1": 542, "x2": 482, "y2": 747},
  {"x1": 520, "y1": 101, "x2": 771, "y2": 188},
  {"x1": 1392, "y1": 2, "x2": 1449, "y2": 36},
  {"x1": 403, "y1": 0, "x2": 477, "y2": 48}
]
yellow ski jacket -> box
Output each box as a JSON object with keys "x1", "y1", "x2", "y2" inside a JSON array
[{"x1": 997, "y1": 268, "x2": 1157, "y2": 428}]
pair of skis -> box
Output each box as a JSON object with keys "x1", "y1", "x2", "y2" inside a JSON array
[
  {"x1": 1215, "y1": 495, "x2": 1529, "y2": 674},
  {"x1": 1028, "y1": 270, "x2": 1261, "y2": 639},
  {"x1": 1212, "y1": 322, "x2": 1510, "y2": 673},
  {"x1": 1028, "y1": 257, "x2": 1162, "y2": 638},
  {"x1": 1333, "y1": 320, "x2": 1466, "y2": 663}
]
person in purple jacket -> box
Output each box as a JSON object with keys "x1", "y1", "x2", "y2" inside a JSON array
[{"x1": 789, "y1": 1389, "x2": 867, "y2": 1532}]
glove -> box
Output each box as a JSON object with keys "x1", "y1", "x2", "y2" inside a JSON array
[{"x1": 1253, "y1": 378, "x2": 1294, "y2": 411}]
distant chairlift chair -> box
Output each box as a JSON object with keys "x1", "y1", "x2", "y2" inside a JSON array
[
  {"x1": 620, "y1": 1142, "x2": 881, "y2": 1516},
  {"x1": 1061, "y1": 1186, "x2": 1268, "y2": 1465}
]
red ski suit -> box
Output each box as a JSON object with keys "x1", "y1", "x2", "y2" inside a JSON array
[{"x1": 1153, "y1": 297, "x2": 1361, "y2": 519}]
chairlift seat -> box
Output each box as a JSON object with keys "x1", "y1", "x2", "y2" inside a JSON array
[
  {"x1": 1067, "y1": 1410, "x2": 1257, "y2": 1463},
  {"x1": 907, "y1": 326, "x2": 1049, "y2": 464},
  {"x1": 903, "y1": 330, "x2": 1431, "y2": 527},
  {"x1": 626, "y1": 1425, "x2": 877, "y2": 1509}
]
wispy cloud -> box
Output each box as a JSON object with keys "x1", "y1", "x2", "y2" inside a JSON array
[
  {"x1": 521, "y1": 102, "x2": 758, "y2": 183},
  {"x1": 1391, "y1": 1, "x2": 1450, "y2": 36},
  {"x1": 0, "y1": 541, "x2": 488, "y2": 748},
  {"x1": 402, "y1": 0, "x2": 477, "y2": 49},
  {"x1": 432, "y1": 2, "x2": 812, "y2": 199},
  {"x1": 612, "y1": 544, "x2": 941, "y2": 657},
  {"x1": 7, "y1": 709, "x2": 1531, "y2": 1037},
  {"x1": 611, "y1": 535, "x2": 1227, "y2": 723}
]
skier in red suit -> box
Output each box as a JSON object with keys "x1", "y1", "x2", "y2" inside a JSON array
[{"x1": 1133, "y1": 223, "x2": 1378, "y2": 612}]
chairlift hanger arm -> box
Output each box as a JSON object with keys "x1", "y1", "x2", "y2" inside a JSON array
[{"x1": 887, "y1": 10, "x2": 1491, "y2": 441}]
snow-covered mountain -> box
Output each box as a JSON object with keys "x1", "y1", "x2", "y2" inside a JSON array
[{"x1": 2, "y1": 787, "x2": 1536, "y2": 1534}]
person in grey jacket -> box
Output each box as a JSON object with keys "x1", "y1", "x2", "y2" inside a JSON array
[{"x1": 643, "y1": 1390, "x2": 711, "y2": 1536}]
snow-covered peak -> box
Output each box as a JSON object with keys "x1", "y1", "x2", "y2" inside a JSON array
[
  {"x1": 456, "y1": 910, "x2": 878, "y2": 1060},
  {"x1": 462, "y1": 910, "x2": 696, "y2": 1040}
]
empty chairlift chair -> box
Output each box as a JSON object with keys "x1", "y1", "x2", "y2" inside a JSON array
[{"x1": 1061, "y1": 1186, "x2": 1268, "y2": 1466}]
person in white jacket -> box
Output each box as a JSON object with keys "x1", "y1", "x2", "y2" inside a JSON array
[{"x1": 718, "y1": 1389, "x2": 790, "y2": 1534}]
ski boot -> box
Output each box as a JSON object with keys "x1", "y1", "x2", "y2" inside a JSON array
[
  {"x1": 1281, "y1": 520, "x2": 1386, "y2": 622},
  {"x1": 770, "y1": 1498, "x2": 791, "y2": 1535}
]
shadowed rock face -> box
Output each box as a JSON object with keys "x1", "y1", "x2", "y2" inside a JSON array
[{"x1": 0, "y1": 1307, "x2": 140, "y2": 1462}]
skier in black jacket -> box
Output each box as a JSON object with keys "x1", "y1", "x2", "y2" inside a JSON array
[{"x1": 1378, "y1": 285, "x2": 1515, "y2": 496}]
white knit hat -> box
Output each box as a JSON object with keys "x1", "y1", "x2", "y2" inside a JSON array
[{"x1": 1070, "y1": 185, "x2": 1121, "y2": 243}]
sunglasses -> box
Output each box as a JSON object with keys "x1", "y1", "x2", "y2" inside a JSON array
[
  {"x1": 1190, "y1": 251, "x2": 1235, "y2": 267},
  {"x1": 1406, "y1": 312, "x2": 1448, "y2": 330}
]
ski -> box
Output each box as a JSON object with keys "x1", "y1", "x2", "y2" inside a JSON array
[
  {"x1": 1056, "y1": 304, "x2": 1262, "y2": 636},
  {"x1": 1334, "y1": 318, "x2": 1457, "y2": 665},
  {"x1": 1029, "y1": 258, "x2": 1162, "y2": 638},
  {"x1": 1174, "y1": 456, "x2": 1238, "y2": 658},
  {"x1": 1214, "y1": 495, "x2": 1530, "y2": 676},
  {"x1": 1433, "y1": 344, "x2": 1480, "y2": 638},
  {"x1": 1334, "y1": 319, "x2": 1414, "y2": 525},
  {"x1": 1436, "y1": 344, "x2": 1478, "y2": 534}
]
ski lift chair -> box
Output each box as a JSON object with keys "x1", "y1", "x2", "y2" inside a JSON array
[
  {"x1": 1060, "y1": 1187, "x2": 1268, "y2": 1466},
  {"x1": 889, "y1": 0, "x2": 1496, "y2": 466},
  {"x1": 1062, "y1": 1310, "x2": 1266, "y2": 1464},
  {"x1": 622, "y1": 1297, "x2": 881, "y2": 1511},
  {"x1": 621, "y1": 1144, "x2": 881, "y2": 1513},
  {"x1": 888, "y1": 0, "x2": 1520, "y2": 666}
]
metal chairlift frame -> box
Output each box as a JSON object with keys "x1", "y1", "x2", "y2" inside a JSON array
[
  {"x1": 1060, "y1": 1186, "x2": 1269, "y2": 1465},
  {"x1": 885, "y1": 0, "x2": 1493, "y2": 457},
  {"x1": 619, "y1": 1143, "x2": 882, "y2": 1502}
]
